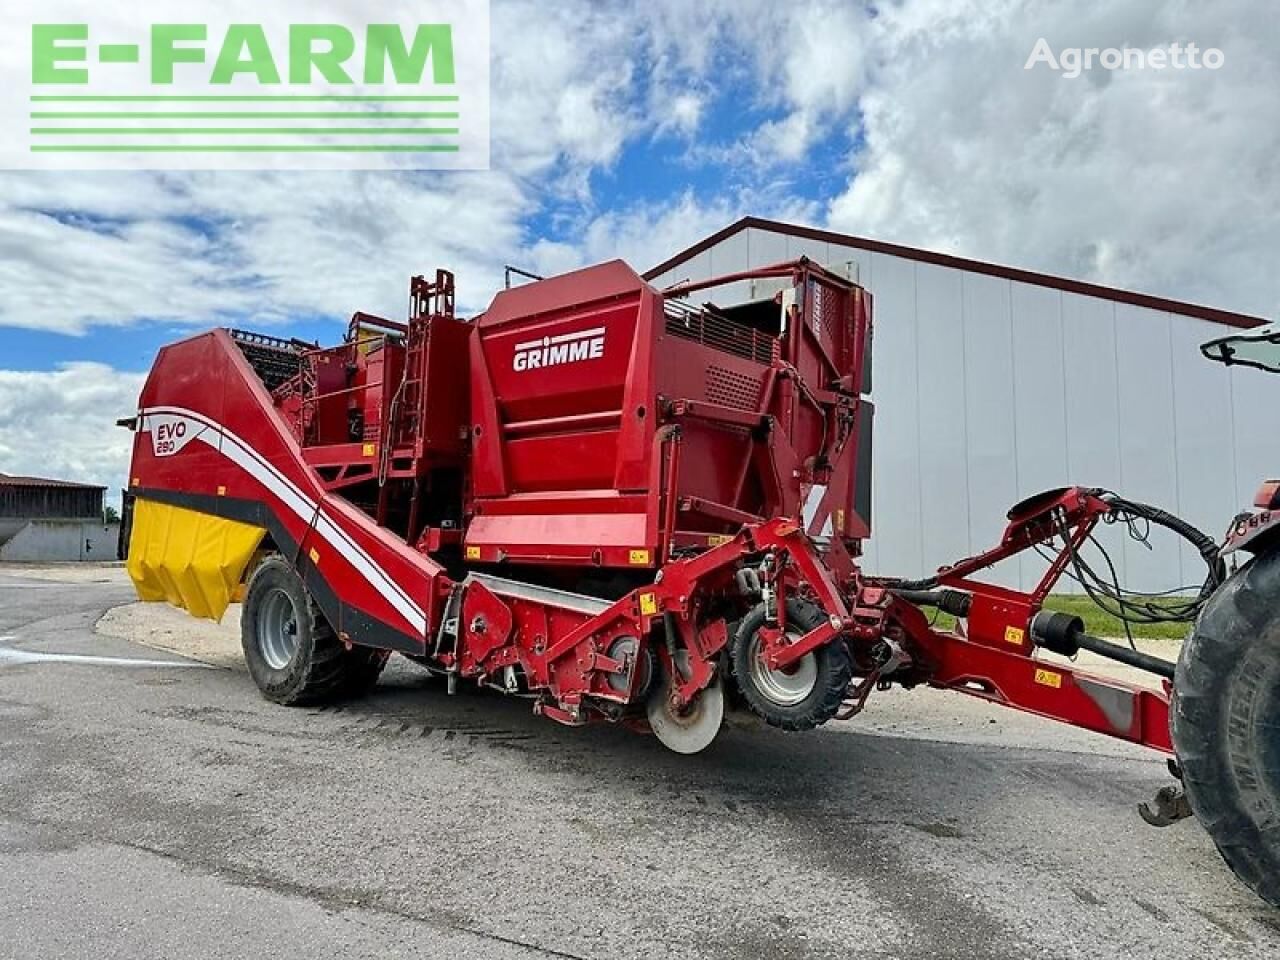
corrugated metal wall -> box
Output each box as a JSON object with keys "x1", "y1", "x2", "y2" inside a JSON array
[
  {"x1": 0, "y1": 484, "x2": 104, "y2": 520},
  {"x1": 649, "y1": 226, "x2": 1275, "y2": 591}
]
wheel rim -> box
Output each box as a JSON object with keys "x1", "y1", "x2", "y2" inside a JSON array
[
  {"x1": 646, "y1": 651, "x2": 725, "y2": 754},
  {"x1": 748, "y1": 632, "x2": 818, "y2": 706},
  {"x1": 257, "y1": 587, "x2": 300, "y2": 670}
]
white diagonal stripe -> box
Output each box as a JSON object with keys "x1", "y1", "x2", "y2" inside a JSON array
[{"x1": 139, "y1": 405, "x2": 427, "y2": 635}]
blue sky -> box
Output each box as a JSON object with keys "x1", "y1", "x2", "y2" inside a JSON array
[{"x1": 1, "y1": 0, "x2": 1276, "y2": 495}]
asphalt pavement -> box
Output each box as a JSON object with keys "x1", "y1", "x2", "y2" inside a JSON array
[{"x1": 1, "y1": 565, "x2": 1278, "y2": 960}]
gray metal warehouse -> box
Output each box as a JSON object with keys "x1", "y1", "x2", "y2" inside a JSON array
[
  {"x1": 0, "y1": 473, "x2": 117, "y2": 562},
  {"x1": 645, "y1": 218, "x2": 1273, "y2": 592}
]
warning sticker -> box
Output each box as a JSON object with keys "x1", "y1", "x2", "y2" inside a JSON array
[{"x1": 1034, "y1": 668, "x2": 1063, "y2": 689}]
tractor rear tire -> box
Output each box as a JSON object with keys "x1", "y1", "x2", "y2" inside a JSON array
[
  {"x1": 1172, "y1": 546, "x2": 1280, "y2": 909},
  {"x1": 731, "y1": 599, "x2": 852, "y2": 731},
  {"x1": 242, "y1": 556, "x2": 387, "y2": 705}
]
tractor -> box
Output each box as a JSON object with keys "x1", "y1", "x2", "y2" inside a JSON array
[{"x1": 1167, "y1": 322, "x2": 1280, "y2": 908}]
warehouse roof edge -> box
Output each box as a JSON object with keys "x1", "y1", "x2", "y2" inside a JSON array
[
  {"x1": 0, "y1": 472, "x2": 107, "y2": 491},
  {"x1": 644, "y1": 216, "x2": 1266, "y2": 330}
]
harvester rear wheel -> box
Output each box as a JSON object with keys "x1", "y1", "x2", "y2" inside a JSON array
[
  {"x1": 731, "y1": 600, "x2": 852, "y2": 731},
  {"x1": 242, "y1": 556, "x2": 387, "y2": 705},
  {"x1": 1172, "y1": 547, "x2": 1280, "y2": 908}
]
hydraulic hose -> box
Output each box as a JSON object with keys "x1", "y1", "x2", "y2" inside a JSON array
[
  {"x1": 891, "y1": 588, "x2": 971, "y2": 617},
  {"x1": 1087, "y1": 489, "x2": 1226, "y2": 605}
]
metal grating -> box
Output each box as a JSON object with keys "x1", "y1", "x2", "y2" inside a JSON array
[
  {"x1": 227, "y1": 328, "x2": 304, "y2": 391},
  {"x1": 663, "y1": 302, "x2": 777, "y2": 365},
  {"x1": 705, "y1": 365, "x2": 763, "y2": 411}
]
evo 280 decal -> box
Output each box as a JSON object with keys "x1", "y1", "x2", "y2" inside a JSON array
[{"x1": 138, "y1": 405, "x2": 428, "y2": 635}]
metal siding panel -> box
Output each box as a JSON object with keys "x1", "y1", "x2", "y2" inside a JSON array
[
  {"x1": 1010, "y1": 283, "x2": 1069, "y2": 589},
  {"x1": 962, "y1": 272, "x2": 1019, "y2": 583},
  {"x1": 1230, "y1": 364, "x2": 1277, "y2": 506},
  {"x1": 785, "y1": 234, "x2": 830, "y2": 264},
  {"x1": 914, "y1": 263, "x2": 972, "y2": 573},
  {"x1": 826, "y1": 244, "x2": 872, "y2": 286},
  {"x1": 1114, "y1": 304, "x2": 1181, "y2": 592},
  {"x1": 694, "y1": 232, "x2": 752, "y2": 304},
  {"x1": 1170, "y1": 313, "x2": 1238, "y2": 587},
  {"x1": 709, "y1": 229, "x2": 748, "y2": 277},
  {"x1": 746, "y1": 227, "x2": 787, "y2": 268},
  {"x1": 671, "y1": 249, "x2": 711, "y2": 285},
  {"x1": 863, "y1": 252, "x2": 923, "y2": 577},
  {"x1": 1061, "y1": 293, "x2": 1129, "y2": 586}
]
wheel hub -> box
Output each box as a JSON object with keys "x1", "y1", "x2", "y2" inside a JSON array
[
  {"x1": 646, "y1": 651, "x2": 724, "y2": 754},
  {"x1": 748, "y1": 632, "x2": 818, "y2": 706},
  {"x1": 258, "y1": 587, "x2": 300, "y2": 670}
]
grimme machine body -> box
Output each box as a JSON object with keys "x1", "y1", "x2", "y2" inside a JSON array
[{"x1": 122, "y1": 257, "x2": 1279, "y2": 908}]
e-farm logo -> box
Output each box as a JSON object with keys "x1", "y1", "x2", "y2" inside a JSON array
[{"x1": 3, "y1": 0, "x2": 490, "y2": 170}]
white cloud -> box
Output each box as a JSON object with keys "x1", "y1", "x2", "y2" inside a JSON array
[
  {"x1": 654, "y1": 92, "x2": 705, "y2": 140},
  {"x1": 0, "y1": 0, "x2": 670, "y2": 336},
  {"x1": 828, "y1": 0, "x2": 1280, "y2": 317},
  {"x1": 639, "y1": 0, "x2": 874, "y2": 168},
  {"x1": 0, "y1": 363, "x2": 144, "y2": 499},
  {"x1": 524, "y1": 188, "x2": 820, "y2": 282}
]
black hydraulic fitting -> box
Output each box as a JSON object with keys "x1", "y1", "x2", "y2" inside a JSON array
[
  {"x1": 1030, "y1": 611, "x2": 1084, "y2": 657},
  {"x1": 1030, "y1": 609, "x2": 1176, "y2": 680},
  {"x1": 893, "y1": 588, "x2": 972, "y2": 617}
]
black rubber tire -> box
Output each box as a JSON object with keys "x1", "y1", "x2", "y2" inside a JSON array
[
  {"x1": 730, "y1": 599, "x2": 852, "y2": 731},
  {"x1": 1172, "y1": 547, "x2": 1280, "y2": 909},
  {"x1": 241, "y1": 556, "x2": 386, "y2": 705}
]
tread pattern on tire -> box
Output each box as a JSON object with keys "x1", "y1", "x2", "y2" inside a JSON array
[
  {"x1": 730, "y1": 599, "x2": 852, "y2": 731},
  {"x1": 242, "y1": 556, "x2": 388, "y2": 706},
  {"x1": 1172, "y1": 548, "x2": 1280, "y2": 908}
]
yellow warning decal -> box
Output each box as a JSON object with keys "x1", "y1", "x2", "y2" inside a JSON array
[
  {"x1": 836, "y1": 508, "x2": 845, "y2": 533},
  {"x1": 465, "y1": 545, "x2": 481, "y2": 560},
  {"x1": 308, "y1": 547, "x2": 320, "y2": 565},
  {"x1": 707, "y1": 534, "x2": 732, "y2": 547},
  {"x1": 362, "y1": 443, "x2": 376, "y2": 457},
  {"x1": 1034, "y1": 668, "x2": 1063, "y2": 689},
  {"x1": 216, "y1": 485, "x2": 227, "y2": 497},
  {"x1": 126, "y1": 498, "x2": 266, "y2": 622},
  {"x1": 639, "y1": 592, "x2": 658, "y2": 616},
  {"x1": 1004, "y1": 626, "x2": 1025, "y2": 645},
  {"x1": 629, "y1": 549, "x2": 651, "y2": 565}
]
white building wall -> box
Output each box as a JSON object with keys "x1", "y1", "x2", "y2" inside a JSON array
[
  {"x1": 0, "y1": 519, "x2": 118, "y2": 562},
  {"x1": 648, "y1": 225, "x2": 1276, "y2": 591}
]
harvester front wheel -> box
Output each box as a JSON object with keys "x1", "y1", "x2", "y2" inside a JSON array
[
  {"x1": 731, "y1": 600, "x2": 852, "y2": 731},
  {"x1": 242, "y1": 556, "x2": 387, "y2": 705},
  {"x1": 1172, "y1": 547, "x2": 1280, "y2": 908}
]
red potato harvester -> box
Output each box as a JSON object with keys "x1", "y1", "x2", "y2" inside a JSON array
[{"x1": 119, "y1": 257, "x2": 1280, "y2": 909}]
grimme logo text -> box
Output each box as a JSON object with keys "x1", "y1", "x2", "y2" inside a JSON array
[{"x1": 513, "y1": 328, "x2": 606, "y2": 371}]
